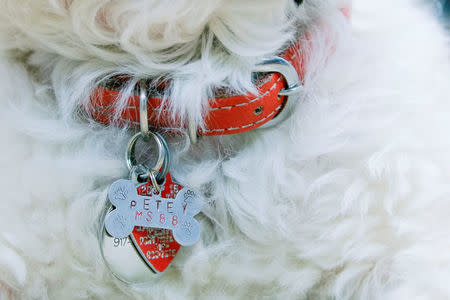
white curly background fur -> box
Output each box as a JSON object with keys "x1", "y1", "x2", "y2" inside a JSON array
[{"x1": 0, "y1": 0, "x2": 449, "y2": 298}]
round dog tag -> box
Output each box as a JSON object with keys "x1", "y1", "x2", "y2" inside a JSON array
[{"x1": 101, "y1": 226, "x2": 156, "y2": 284}]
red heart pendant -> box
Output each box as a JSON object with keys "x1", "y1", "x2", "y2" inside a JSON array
[{"x1": 130, "y1": 173, "x2": 182, "y2": 273}]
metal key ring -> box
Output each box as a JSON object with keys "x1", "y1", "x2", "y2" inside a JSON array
[
  {"x1": 155, "y1": 131, "x2": 171, "y2": 182},
  {"x1": 126, "y1": 131, "x2": 165, "y2": 176},
  {"x1": 126, "y1": 131, "x2": 171, "y2": 183}
]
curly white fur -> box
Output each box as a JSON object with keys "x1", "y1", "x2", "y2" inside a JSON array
[{"x1": 0, "y1": 0, "x2": 449, "y2": 299}]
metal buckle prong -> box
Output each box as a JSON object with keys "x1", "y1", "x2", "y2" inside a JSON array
[{"x1": 278, "y1": 84, "x2": 302, "y2": 96}]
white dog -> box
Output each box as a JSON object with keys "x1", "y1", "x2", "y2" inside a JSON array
[{"x1": 0, "y1": 0, "x2": 449, "y2": 298}]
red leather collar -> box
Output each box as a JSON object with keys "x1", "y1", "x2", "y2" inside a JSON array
[{"x1": 89, "y1": 6, "x2": 350, "y2": 137}]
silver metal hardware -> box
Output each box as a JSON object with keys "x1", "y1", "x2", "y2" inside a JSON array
[
  {"x1": 138, "y1": 79, "x2": 199, "y2": 145},
  {"x1": 278, "y1": 85, "x2": 302, "y2": 96},
  {"x1": 104, "y1": 178, "x2": 202, "y2": 244},
  {"x1": 155, "y1": 131, "x2": 171, "y2": 182},
  {"x1": 100, "y1": 171, "x2": 204, "y2": 281},
  {"x1": 99, "y1": 205, "x2": 157, "y2": 284},
  {"x1": 148, "y1": 171, "x2": 161, "y2": 193},
  {"x1": 136, "y1": 80, "x2": 171, "y2": 181},
  {"x1": 100, "y1": 98, "x2": 207, "y2": 280},
  {"x1": 139, "y1": 80, "x2": 150, "y2": 137},
  {"x1": 126, "y1": 131, "x2": 165, "y2": 181},
  {"x1": 130, "y1": 164, "x2": 151, "y2": 184},
  {"x1": 253, "y1": 56, "x2": 302, "y2": 129}
]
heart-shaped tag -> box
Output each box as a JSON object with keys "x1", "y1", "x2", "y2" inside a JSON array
[
  {"x1": 130, "y1": 173, "x2": 182, "y2": 273},
  {"x1": 130, "y1": 227, "x2": 180, "y2": 273}
]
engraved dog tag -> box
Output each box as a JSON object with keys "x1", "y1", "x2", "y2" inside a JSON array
[
  {"x1": 105, "y1": 173, "x2": 202, "y2": 246},
  {"x1": 104, "y1": 172, "x2": 202, "y2": 274},
  {"x1": 101, "y1": 229, "x2": 156, "y2": 284}
]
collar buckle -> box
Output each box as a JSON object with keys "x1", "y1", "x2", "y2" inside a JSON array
[
  {"x1": 253, "y1": 56, "x2": 302, "y2": 130},
  {"x1": 188, "y1": 55, "x2": 302, "y2": 143}
]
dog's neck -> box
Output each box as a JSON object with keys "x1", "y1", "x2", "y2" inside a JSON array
[
  {"x1": 86, "y1": 5, "x2": 351, "y2": 142},
  {"x1": 88, "y1": 41, "x2": 304, "y2": 142}
]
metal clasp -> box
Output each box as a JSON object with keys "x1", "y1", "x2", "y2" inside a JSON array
[
  {"x1": 252, "y1": 56, "x2": 302, "y2": 129},
  {"x1": 130, "y1": 80, "x2": 170, "y2": 184}
]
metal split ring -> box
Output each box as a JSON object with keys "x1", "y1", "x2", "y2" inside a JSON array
[
  {"x1": 148, "y1": 171, "x2": 161, "y2": 194},
  {"x1": 126, "y1": 131, "x2": 170, "y2": 184}
]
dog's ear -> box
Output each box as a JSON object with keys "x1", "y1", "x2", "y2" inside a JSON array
[{"x1": 294, "y1": 0, "x2": 303, "y2": 5}]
